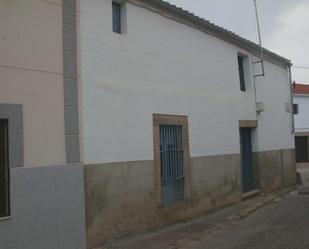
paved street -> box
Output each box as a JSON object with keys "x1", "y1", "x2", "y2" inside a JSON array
[
  {"x1": 99, "y1": 186, "x2": 309, "y2": 249},
  {"x1": 174, "y1": 194, "x2": 309, "y2": 249}
]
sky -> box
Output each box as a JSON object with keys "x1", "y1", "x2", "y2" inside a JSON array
[{"x1": 167, "y1": 0, "x2": 309, "y2": 84}]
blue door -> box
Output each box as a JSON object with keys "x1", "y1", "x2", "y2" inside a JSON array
[{"x1": 240, "y1": 128, "x2": 254, "y2": 193}]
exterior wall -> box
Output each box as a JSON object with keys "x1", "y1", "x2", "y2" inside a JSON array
[
  {"x1": 0, "y1": 1, "x2": 87, "y2": 249},
  {"x1": 85, "y1": 155, "x2": 241, "y2": 248},
  {"x1": 254, "y1": 149, "x2": 296, "y2": 192},
  {"x1": 80, "y1": 0, "x2": 257, "y2": 164},
  {"x1": 294, "y1": 95, "x2": 309, "y2": 133},
  {"x1": 254, "y1": 61, "x2": 295, "y2": 151},
  {"x1": 0, "y1": 165, "x2": 86, "y2": 249},
  {"x1": 0, "y1": 0, "x2": 65, "y2": 167},
  {"x1": 80, "y1": 0, "x2": 296, "y2": 246},
  {"x1": 80, "y1": 0, "x2": 294, "y2": 165},
  {"x1": 85, "y1": 149, "x2": 296, "y2": 247}
]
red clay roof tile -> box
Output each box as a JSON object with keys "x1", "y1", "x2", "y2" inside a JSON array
[{"x1": 293, "y1": 83, "x2": 309, "y2": 94}]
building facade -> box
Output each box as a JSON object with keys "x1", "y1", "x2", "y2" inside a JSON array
[
  {"x1": 0, "y1": 0, "x2": 86, "y2": 248},
  {"x1": 1, "y1": 0, "x2": 297, "y2": 248},
  {"x1": 293, "y1": 83, "x2": 309, "y2": 163},
  {"x1": 79, "y1": 0, "x2": 296, "y2": 247}
]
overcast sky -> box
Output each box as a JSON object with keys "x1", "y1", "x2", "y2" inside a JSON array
[{"x1": 167, "y1": 0, "x2": 309, "y2": 84}]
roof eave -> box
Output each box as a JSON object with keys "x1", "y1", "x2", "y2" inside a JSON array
[{"x1": 137, "y1": 0, "x2": 292, "y2": 67}]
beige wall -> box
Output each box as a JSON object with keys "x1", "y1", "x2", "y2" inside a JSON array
[{"x1": 0, "y1": 0, "x2": 65, "y2": 167}]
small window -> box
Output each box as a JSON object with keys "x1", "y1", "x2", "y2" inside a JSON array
[
  {"x1": 238, "y1": 55, "x2": 246, "y2": 92},
  {"x1": 0, "y1": 119, "x2": 10, "y2": 218},
  {"x1": 293, "y1": 104, "x2": 299, "y2": 115},
  {"x1": 112, "y1": 2, "x2": 122, "y2": 34}
]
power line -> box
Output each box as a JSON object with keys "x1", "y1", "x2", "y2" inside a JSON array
[{"x1": 293, "y1": 66, "x2": 309, "y2": 69}]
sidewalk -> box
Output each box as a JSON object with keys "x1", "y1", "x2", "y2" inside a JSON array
[{"x1": 96, "y1": 186, "x2": 297, "y2": 249}]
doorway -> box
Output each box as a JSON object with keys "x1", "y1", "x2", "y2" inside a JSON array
[
  {"x1": 240, "y1": 128, "x2": 254, "y2": 193},
  {"x1": 295, "y1": 136, "x2": 308, "y2": 163},
  {"x1": 0, "y1": 119, "x2": 9, "y2": 217}
]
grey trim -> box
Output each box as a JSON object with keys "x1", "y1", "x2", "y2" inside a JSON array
[
  {"x1": 0, "y1": 104, "x2": 23, "y2": 168},
  {"x1": 63, "y1": 0, "x2": 80, "y2": 163},
  {"x1": 130, "y1": 0, "x2": 291, "y2": 67}
]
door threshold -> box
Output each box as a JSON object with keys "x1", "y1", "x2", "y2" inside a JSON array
[{"x1": 242, "y1": 189, "x2": 260, "y2": 200}]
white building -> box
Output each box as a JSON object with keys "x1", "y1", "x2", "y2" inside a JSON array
[
  {"x1": 79, "y1": 0, "x2": 296, "y2": 247},
  {"x1": 293, "y1": 82, "x2": 309, "y2": 163},
  {"x1": 0, "y1": 0, "x2": 296, "y2": 248}
]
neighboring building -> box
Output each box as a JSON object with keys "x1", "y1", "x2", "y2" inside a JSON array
[
  {"x1": 0, "y1": 0, "x2": 85, "y2": 248},
  {"x1": 79, "y1": 0, "x2": 296, "y2": 247},
  {"x1": 293, "y1": 82, "x2": 309, "y2": 163},
  {"x1": 1, "y1": 0, "x2": 297, "y2": 249}
]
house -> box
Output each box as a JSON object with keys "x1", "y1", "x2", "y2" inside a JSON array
[
  {"x1": 0, "y1": 0, "x2": 86, "y2": 248},
  {"x1": 293, "y1": 82, "x2": 309, "y2": 163},
  {"x1": 0, "y1": 0, "x2": 296, "y2": 248},
  {"x1": 79, "y1": 0, "x2": 296, "y2": 247}
]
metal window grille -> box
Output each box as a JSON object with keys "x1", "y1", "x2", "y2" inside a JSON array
[
  {"x1": 112, "y1": 2, "x2": 121, "y2": 34},
  {"x1": 238, "y1": 56, "x2": 246, "y2": 91},
  {"x1": 159, "y1": 125, "x2": 185, "y2": 206}
]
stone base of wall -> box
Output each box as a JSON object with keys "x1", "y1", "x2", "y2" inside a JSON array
[
  {"x1": 85, "y1": 154, "x2": 241, "y2": 248},
  {"x1": 254, "y1": 149, "x2": 296, "y2": 192},
  {"x1": 0, "y1": 165, "x2": 86, "y2": 249},
  {"x1": 85, "y1": 149, "x2": 296, "y2": 248}
]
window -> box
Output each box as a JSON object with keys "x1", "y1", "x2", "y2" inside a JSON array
[
  {"x1": 153, "y1": 114, "x2": 191, "y2": 207},
  {"x1": 112, "y1": 2, "x2": 122, "y2": 34},
  {"x1": 238, "y1": 55, "x2": 246, "y2": 91},
  {"x1": 0, "y1": 119, "x2": 9, "y2": 218},
  {"x1": 293, "y1": 104, "x2": 299, "y2": 115}
]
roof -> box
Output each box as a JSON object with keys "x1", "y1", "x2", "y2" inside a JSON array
[
  {"x1": 137, "y1": 0, "x2": 292, "y2": 66},
  {"x1": 293, "y1": 83, "x2": 309, "y2": 95}
]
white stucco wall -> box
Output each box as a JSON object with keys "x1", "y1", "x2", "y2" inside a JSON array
[
  {"x1": 254, "y1": 60, "x2": 295, "y2": 151},
  {"x1": 79, "y1": 0, "x2": 294, "y2": 164},
  {"x1": 0, "y1": 0, "x2": 66, "y2": 167},
  {"x1": 294, "y1": 95, "x2": 309, "y2": 133}
]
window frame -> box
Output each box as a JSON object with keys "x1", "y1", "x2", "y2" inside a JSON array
[{"x1": 153, "y1": 114, "x2": 191, "y2": 208}]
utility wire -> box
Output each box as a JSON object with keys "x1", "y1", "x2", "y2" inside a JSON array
[{"x1": 293, "y1": 66, "x2": 309, "y2": 69}]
